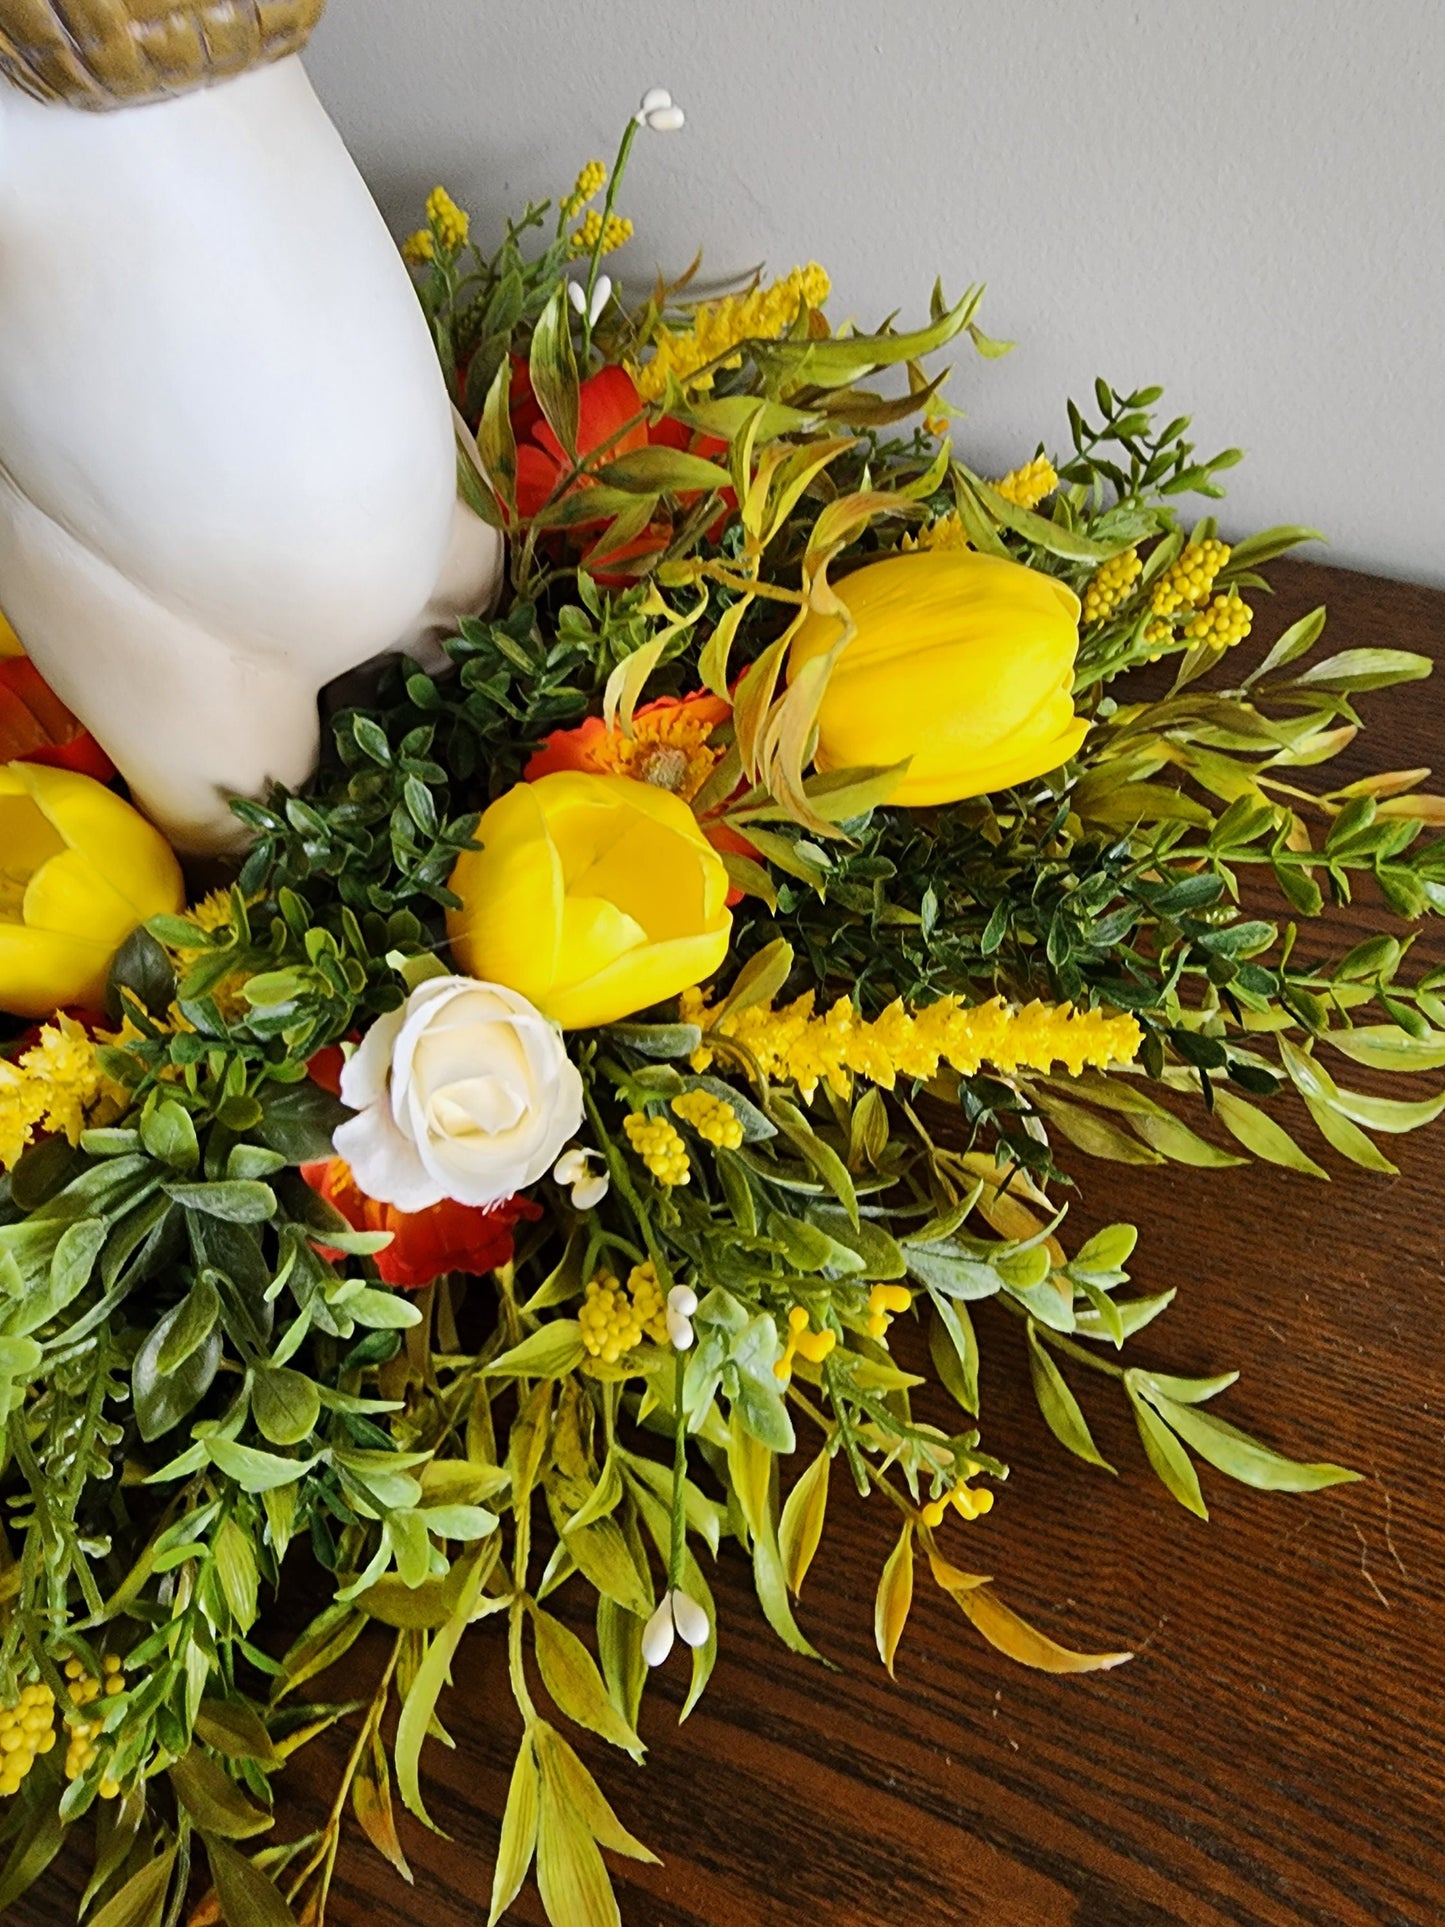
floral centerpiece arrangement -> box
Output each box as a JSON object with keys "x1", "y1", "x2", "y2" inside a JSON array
[{"x1": 3, "y1": 94, "x2": 1444, "y2": 1927}]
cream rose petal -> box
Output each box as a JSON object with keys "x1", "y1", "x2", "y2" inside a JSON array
[{"x1": 333, "y1": 1097, "x2": 441, "y2": 1212}]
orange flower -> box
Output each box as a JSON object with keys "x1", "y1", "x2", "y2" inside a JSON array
[
  {"x1": 0, "y1": 658, "x2": 114, "y2": 782},
  {"x1": 526, "y1": 690, "x2": 730, "y2": 800},
  {"x1": 300, "y1": 1157, "x2": 541, "y2": 1291},
  {"x1": 508, "y1": 362, "x2": 733, "y2": 582}
]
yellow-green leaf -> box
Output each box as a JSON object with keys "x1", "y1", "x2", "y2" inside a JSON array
[
  {"x1": 394, "y1": 1552, "x2": 488, "y2": 1830},
  {"x1": 204, "y1": 1838, "x2": 298, "y2": 1927},
  {"x1": 352, "y1": 1721, "x2": 413, "y2": 1884},
  {"x1": 531, "y1": 1606, "x2": 644, "y2": 1759},
  {"x1": 488, "y1": 1732, "x2": 540, "y2": 1927},
  {"x1": 477, "y1": 359, "x2": 516, "y2": 515},
  {"x1": 169, "y1": 1750, "x2": 272, "y2": 1839},
  {"x1": 1141, "y1": 1390, "x2": 1360, "y2": 1494},
  {"x1": 1126, "y1": 1377, "x2": 1207, "y2": 1518},
  {"x1": 945, "y1": 1584, "x2": 1132, "y2": 1674},
  {"x1": 537, "y1": 1722, "x2": 659, "y2": 1862},
  {"x1": 778, "y1": 1447, "x2": 830, "y2": 1596},
  {"x1": 530, "y1": 285, "x2": 580, "y2": 459},
  {"x1": 1211, "y1": 1088, "x2": 1328, "y2": 1179},
  {"x1": 873, "y1": 1519, "x2": 914, "y2": 1678},
  {"x1": 89, "y1": 1849, "x2": 176, "y2": 1927},
  {"x1": 1026, "y1": 1321, "x2": 1114, "y2": 1472},
  {"x1": 1128, "y1": 1110, "x2": 1245, "y2": 1169}
]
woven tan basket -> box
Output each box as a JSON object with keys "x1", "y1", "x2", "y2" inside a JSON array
[{"x1": 0, "y1": 0, "x2": 325, "y2": 107}]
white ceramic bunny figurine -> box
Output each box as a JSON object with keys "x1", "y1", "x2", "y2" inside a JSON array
[{"x1": 0, "y1": 1, "x2": 503, "y2": 853}]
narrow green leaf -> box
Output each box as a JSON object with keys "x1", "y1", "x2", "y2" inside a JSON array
[
  {"x1": 778, "y1": 1447, "x2": 830, "y2": 1596},
  {"x1": 1026, "y1": 1323, "x2": 1114, "y2": 1471},
  {"x1": 1125, "y1": 1376, "x2": 1207, "y2": 1518},
  {"x1": 488, "y1": 1733, "x2": 540, "y2": 1926},
  {"x1": 204, "y1": 1838, "x2": 298, "y2": 1927},
  {"x1": 1141, "y1": 1390, "x2": 1360, "y2": 1493},
  {"x1": 873, "y1": 1519, "x2": 914, "y2": 1678},
  {"x1": 531, "y1": 1606, "x2": 644, "y2": 1759},
  {"x1": 1211, "y1": 1088, "x2": 1328, "y2": 1179}
]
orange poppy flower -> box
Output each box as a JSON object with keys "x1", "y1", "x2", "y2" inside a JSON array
[
  {"x1": 508, "y1": 362, "x2": 734, "y2": 582},
  {"x1": 300, "y1": 1157, "x2": 541, "y2": 1290},
  {"x1": 0, "y1": 657, "x2": 114, "y2": 782}
]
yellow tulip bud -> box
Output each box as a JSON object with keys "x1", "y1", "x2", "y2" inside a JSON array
[
  {"x1": 446, "y1": 772, "x2": 732, "y2": 1030},
  {"x1": 788, "y1": 551, "x2": 1088, "y2": 806},
  {"x1": 0, "y1": 762, "x2": 184, "y2": 1018}
]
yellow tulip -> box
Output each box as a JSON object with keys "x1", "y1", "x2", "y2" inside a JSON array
[
  {"x1": 788, "y1": 550, "x2": 1088, "y2": 805},
  {"x1": 446, "y1": 772, "x2": 732, "y2": 1030},
  {"x1": 0, "y1": 762, "x2": 184, "y2": 1018}
]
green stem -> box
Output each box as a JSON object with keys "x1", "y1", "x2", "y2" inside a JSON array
[
  {"x1": 667, "y1": 1350, "x2": 689, "y2": 1589},
  {"x1": 580, "y1": 116, "x2": 641, "y2": 360},
  {"x1": 997, "y1": 1299, "x2": 1126, "y2": 1379}
]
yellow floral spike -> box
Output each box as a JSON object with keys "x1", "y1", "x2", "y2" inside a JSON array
[
  {"x1": 401, "y1": 229, "x2": 435, "y2": 267},
  {"x1": 632, "y1": 263, "x2": 830, "y2": 401},
  {"x1": 683, "y1": 988, "x2": 1141, "y2": 1103},
  {"x1": 993, "y1": 455, "x2": 1057, "y2": 510},
  {"x1": 1082, "y1": 546, "x2": 1142, "y2": 624}
]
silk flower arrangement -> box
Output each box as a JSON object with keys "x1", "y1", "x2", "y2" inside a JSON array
[{"x1": 3, "y1": 89, "x2": 1444, "y2": 1927}]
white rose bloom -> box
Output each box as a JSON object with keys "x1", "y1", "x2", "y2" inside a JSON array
[{"x1": 333, "y1": 976, "x2": 584, "y2": 1212}]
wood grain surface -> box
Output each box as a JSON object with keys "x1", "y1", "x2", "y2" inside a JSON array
[{"x1": 16, "y1": 561, "x2": 1445, "y2": 1927}]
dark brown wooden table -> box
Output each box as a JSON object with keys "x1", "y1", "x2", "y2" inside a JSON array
[{"x1": 18, "y1": 562, "x2": 1445, "y2": 1927}]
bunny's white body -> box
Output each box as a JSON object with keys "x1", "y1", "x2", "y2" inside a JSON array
[{"x1": 0, "y1": 54, "x2": 501, "y2": 851}]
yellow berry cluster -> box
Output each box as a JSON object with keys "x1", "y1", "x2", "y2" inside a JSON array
[
  {"x1": 1150, "y1": 538, "x2": 1230, "y2": 618},
  {"x1": 0, "y1": 1683, "x2": 56, "y2": 1796},
  {"x1": 572, "y1": 209, "x2": 633, "y2": 256},
  {"x1": 865, "y1": 1282, "x2": 912, "y2": 1340},
  {"x1": 62, "y1": 1657, "x2": 125, "y2": 1797},
  {"x1": 899, "y1": 511, "x2": 972, "y2": 555},
  {"x1": 1184, "y1": 590, "x2": 1252, "y2": 649},
  {"x1": 425, "y1": 185, "x2": 470, "y2": 252},
  {"x1": 580, "y1": 1262, "x2": 670, "y2": 1362},
  {"x1": 1082, "y1": 546, "x2": 1142, "y2": 624},
  {"x1": 562, "y1": 159, "x2": 607, "y2": 217},
  {"x1": 623, "y1": 1112, "x2": 690, "y2": 1186},
  {"x1": 671, "y1": 1088, "x2": 744, "y2": 1149},
  {"x1": 993, "y1": 455, "x2": 1058, "y2": 510},
  {"x1": 773, "y1": 1305, "x2": 838, "y2": 1382},
  {"x1": 921, "y1": 1481, "x2": 995, "y2": 1528}
]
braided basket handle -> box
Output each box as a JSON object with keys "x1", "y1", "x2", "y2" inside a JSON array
[{"x1": 0, "y1": 0, "x2": 325, "y2": 107}]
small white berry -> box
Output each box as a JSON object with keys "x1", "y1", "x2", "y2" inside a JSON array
[
  {"x1": 641, "y1": 1597, "x2": 676, "y2": 1667},
  {"x1": 667, "y1": 1284, "x2": 698, "y2": 1318},
  {"x1": 670, "y1": 1589, "x2": 710, "y2": 1649}
]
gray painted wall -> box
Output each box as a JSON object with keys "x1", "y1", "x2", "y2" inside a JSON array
[{"x1": 306, "y1": 0, "x2": 1443, "y2": 584}]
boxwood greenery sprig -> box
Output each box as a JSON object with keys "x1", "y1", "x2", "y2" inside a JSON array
[{"x1": 1, "y1": 100, "x2": 1442, "y2": 1927}]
